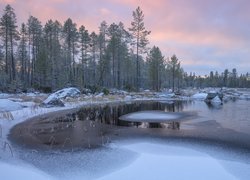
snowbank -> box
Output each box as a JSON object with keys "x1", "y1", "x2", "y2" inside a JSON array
[{"x1": 0, "y1": 99, "x2": 23, "y2": 112}]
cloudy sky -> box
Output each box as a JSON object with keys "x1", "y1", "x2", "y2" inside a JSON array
[{"x1": 1, "y1": 0, "x2": 249, "y2": 75}]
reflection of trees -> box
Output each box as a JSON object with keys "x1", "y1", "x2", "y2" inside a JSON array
[
  {"x1": 205, "y1": 102, "x2": 223, "y2": 110},
  {"x1": 76, "y1": 101, "x2": 186, "y2": 128},
  {"x1": 148, "y1": 123, "x2": 163, "y2": 128},
  {"x1": 167, "y1": 122, "x2": 180, "y2": 130}
]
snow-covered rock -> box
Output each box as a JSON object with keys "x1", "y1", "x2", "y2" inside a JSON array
[
  {"x1": 42, "y1": 87, "x2": 80, "y2": 107},
  {"x1": 43, "y1": 99, "x2": 65, "y2": 107},
  {"x1": 43, "y1": 87, "x2": 80, "y2": 106},
  {"x1": 211, "y1": 95, "x2": 222, "y2": 104},
  {"x1": 239, "y1": 94, "x2": 250, "y2": 100},
  {"x1": 191, "y1": 93, "x2": 208, "y2": 100},
  {"x1": 205, "y1": 91, "x2": 223, "y2": 102},
  {"x1": 124, "y1": 95, "x2": 132, "y2": 101},
  {"x1": 206, "y1": 92, "x2": 218, "y2": 100},
  {"x1": 95, "y1": 92, "x2": 104, "y2": 97},
  {"x1": 0, "y1": 99, "x2": 23, "y2": 112},
  {"x1": 110, "y1": 89, "x2": 128, "y2": 95},
  {"x1": 81, "y1": 88, "x2": 92, "y2": 94}
]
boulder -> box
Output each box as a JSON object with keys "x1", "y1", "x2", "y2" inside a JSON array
[
  {"x1": 205, "y1": 91, "x2": 223, "y2": 102},
  {"x1": 42, "y1": 99, "x2": 65, "y2": 107},
  {"x1": 81, "y1": 88, "x2": 92, "y2": 95},
  {"x1": 42, "y1": 87, "x2": 80, "y2": 107}
]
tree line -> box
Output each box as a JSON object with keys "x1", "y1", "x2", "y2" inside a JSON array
[{"x1": 0, "y1": 4, "x2": 249, "y2": 93}]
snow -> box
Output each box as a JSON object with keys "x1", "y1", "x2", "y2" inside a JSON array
[
  {"x1": 43, "y1": 87, "x2": 80, "y2": 104},
  {"x1": 0, "y1": 162, "x2": 53, "y2": 180},
  {"x1": 1, "y1": 140, "x2": 249, "y2": 180},
  {"x1": 191, "y1": 92, "x2": 208, "y2": 100},
  {"x1": 158, "y1": 93, "x2": 175, "y2": 98},
  {"x1": 209, "y1": 90, "x2": 218, "y2": 94},
  {"x1": 124, "y1": 95, "x2": 132, "y2": 101},
  {"x1": 119, "y1": 111, "x2": 183, "y2": 122},
  {"x1": 0, "y1": 99, "x2": 23, "y2": 112},
  {"x1": 95, "y1": 92, "x2": 104, "y2": 97},
  {"x1": 98, "y1": 142, "x2": 239, "y2": 180},
  {"x1": 0, "y1": 90, "x2": 250, "y2": 179},
  {"x1": 0, "y1": 93, "x2": 10, "y2": 98}
]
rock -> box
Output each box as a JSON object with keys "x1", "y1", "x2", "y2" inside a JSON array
[
  {"x1": 42, "y1": 99, "x2": 65, "y2": 107},
  {"x1": 42, "y1": 87, "x2": 80, "y2": 107},
  {"x1": 95, "y1": 92, "x2": 104, "y2": 97},
  {"x1": 205, "y1": 91, "x2": 223, "y2": 102},
  {"x1": 211, "y1": 95, "x2": 222, "y2": 103},
  {"x1": 81, "y1": 88, "x2": 92, "y2": 95},
  {"x1": 124, "y1": 95, "x2": 132, "y2": 101},
  {"x1": 206, "y1": 92, "x2": 217, "y2": 100},
  {"x1": 109, "y1": 89, "x2": 128, "y2": 95}
]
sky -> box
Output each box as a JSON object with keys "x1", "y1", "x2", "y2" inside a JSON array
[{"x1": 0, "y1": 0, "x2": 249, "y2": 75}]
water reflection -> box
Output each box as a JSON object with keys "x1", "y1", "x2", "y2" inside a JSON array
[
  {"x1": 76, "y1": 101, "x2": 190, "y2": 128},
  {"x1": 205, "y1": 102, "x2": 223, "y2": 109},
  {"x1": 10, "y1": 99, "x2": 250, "y2": 150}
]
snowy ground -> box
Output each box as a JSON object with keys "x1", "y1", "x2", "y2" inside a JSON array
[{"x1": 0, "y1": 88, "x2": 250, "y2": 180}]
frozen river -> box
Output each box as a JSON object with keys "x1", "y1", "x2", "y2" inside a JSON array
[{"x1": 2, "y1": 99, "x2": 250, "y2": 179}]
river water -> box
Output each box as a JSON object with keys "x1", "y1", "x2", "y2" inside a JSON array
[{"x1": 5, "y1": 98, "x2": 250, "y2": 180}]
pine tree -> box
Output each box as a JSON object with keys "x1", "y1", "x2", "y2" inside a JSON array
[
  {"x1": 89, "y1": 32, "x2": 98, "y2": 86},
  {"x1": 17, "y1": 23, "x2": 28, "y2": 86},
  {"x1": 44, "y1": 20, "x2": 62, "y2": 89},
  {"x1": 0, "y1": 4, "x2": 19, "y2": 82},
  {"x1": 27, "y1": 16, "x2": 42, "y2": 86},
  {"x1": 98, "y1": 21, "x2": 108, "y2": 87},
  {"x1": 79, "y1": 25, "x2": 90, "y2": 87},
  {"x1": 129, "y1": 6, "x2": 150, "y2": 91},
  {"x1": 63, "y1": 18, "x2": 78, "y2": 84}
]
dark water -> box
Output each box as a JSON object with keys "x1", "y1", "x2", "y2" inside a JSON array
[
  {"x1": 6, "y1": 99, "x2": 250, "y2": 180},
  {"x1": 181, "y1": 100, "x2": 250, "y2": 135},
  {"x1": 9, "y1": 99, "x2": 250, "y2": 150},
  {"x1": 76, "y1": 100, "x2": 191, "y2": 128},
  {"x1": 69, "y1": 99, "x2": 250, "y2": 134}
]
